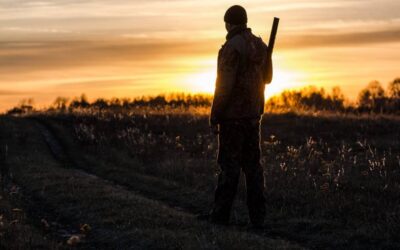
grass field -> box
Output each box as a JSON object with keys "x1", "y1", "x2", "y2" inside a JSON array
[{"x1": 0, "y1": 110, "x2": 399, "y2": 249}]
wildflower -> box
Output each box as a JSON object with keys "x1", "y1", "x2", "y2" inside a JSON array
[
  {"x1": 80, "y1": 223, "x2": 91, "y2": 234},
  {"x1": 320, "y1": 182, "x2": 329, "y2": 192},
  {"x1": 67, "y1": 235, "x2": 81, "y2": 246},
  {"x1": 12, "y1": 208, "x2": 23, "y2": 213}
]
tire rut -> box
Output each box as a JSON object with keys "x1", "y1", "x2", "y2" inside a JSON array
[{"x1": 35, "y1": 120, "x2": 194, "y2": 214}]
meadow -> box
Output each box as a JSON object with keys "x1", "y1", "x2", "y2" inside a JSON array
[{"x1": 1, "y1": 101, "x2": 399, "y2": 249}]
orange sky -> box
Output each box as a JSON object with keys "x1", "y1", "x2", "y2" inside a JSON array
[{"x1": 0, "y1": 0, "x2": 399, "y2": 111}]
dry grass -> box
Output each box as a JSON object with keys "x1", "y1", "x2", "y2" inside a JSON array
[
  {"x1": 1, "y1": 107, "x2": 400, "y2": 249},
  {"x1": 0, "y1": 116, "x2": 300, "y2": 249},
  {"x1": 25, "y1": 109, "x2": 400, "y2": 249}
]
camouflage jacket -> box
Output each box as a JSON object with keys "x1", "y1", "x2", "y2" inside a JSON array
[{"x1": 210, "y1": 27, "x2": 272, "y2": 125}]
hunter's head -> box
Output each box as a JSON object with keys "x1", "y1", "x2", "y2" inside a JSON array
[{"x1": 224, "y1": 5, "x2": 247, "y2": 31}]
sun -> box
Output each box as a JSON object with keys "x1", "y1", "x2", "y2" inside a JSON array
[
  {"x1": 180, "y1": 67, "x2": 303, "y2": 98},
  {"x1": 265, "y1": 69, "x2": 304, "y2": 99},
  {"x1": 182, "y1": 70, "x2": 216, "y2": 93}
]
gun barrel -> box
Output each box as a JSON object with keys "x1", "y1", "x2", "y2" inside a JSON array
[{"x1": 268, "y1": 17, "x2": 280, "y2": 55}]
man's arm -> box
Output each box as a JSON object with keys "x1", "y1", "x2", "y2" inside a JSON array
[
  {"x1": 210, "y1": 44, "x2": 240, "y2": 125},
  {"x1": 263, "y1": 50, "x2": 273, "y2": 84}
]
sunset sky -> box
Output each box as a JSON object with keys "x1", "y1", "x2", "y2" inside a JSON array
[{"x1": 0, "y1": 0, "x2": 399, "y2": 111}]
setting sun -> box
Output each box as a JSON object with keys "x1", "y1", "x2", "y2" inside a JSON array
[
  {"x1": 265, "y1": 68, "x2": 305, "y2": 99},
  {"x1": 180, "y1": 65, "x2": 303, "y2": 100},
  {"x1": 183, "y1": 70, "x2": 216, "y2": 94}
]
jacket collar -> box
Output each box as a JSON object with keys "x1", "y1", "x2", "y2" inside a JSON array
[{"x1": 226, "y1": 24, "x2": 249, "y2": 40}]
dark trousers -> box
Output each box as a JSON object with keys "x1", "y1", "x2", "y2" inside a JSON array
[{"x1": 211, "y1": 119, "x2": 266, "y2": 224}]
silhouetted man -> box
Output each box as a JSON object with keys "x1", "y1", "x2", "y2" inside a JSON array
[{"x1": 209, "y1": 5, "x2": 273, "y2": 227}]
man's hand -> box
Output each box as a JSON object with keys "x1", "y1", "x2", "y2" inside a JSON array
[{"x1": 210, "y1": 124, "x2": 219, "y2": 135}]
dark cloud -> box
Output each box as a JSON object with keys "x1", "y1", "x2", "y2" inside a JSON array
[
  {"x1": 53, "y1": 78, "x2": 148, "y2": 89},
  {"x1": 1, "y1": 27, "x2": 398, "y2": 78},
  {"x1": 0, "y1": 90, "x2": 33, "y2": 96},
  {"x1": 279, "y1": 28, "x2": 400, "y2": 49},
  {"x1": 0, "y1": 39, "x2": 218, "y2": 75}
]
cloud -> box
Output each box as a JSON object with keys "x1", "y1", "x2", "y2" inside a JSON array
[
  {"x1": 52, "y1": 77, "x2": 152, "y2": 89},
  {"x1": 1, "y1": 26, "x2": 71, "y2": 34},
  {"x1": 0, "y1": 25, "x2": 398, "y2": 83},
  {"x1": 249, "y1": 0, "x2": 361, "y2": 12},
  {"x1": 0, "y1": 39, "x2": 217, "y2": 76},
  {"x1": 0, "y1": 90, "x2": 33, "y2": 96},
  {"x1": 279, "y1": 28, "x2": 400, "y2": 49}
]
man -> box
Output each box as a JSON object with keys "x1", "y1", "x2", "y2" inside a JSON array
[{"x1": 209, "y1": 5, "x2": 273, "y2": 227}]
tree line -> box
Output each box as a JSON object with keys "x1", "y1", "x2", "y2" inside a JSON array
[
  {"x1": 6, "y1": 78, "x2": 400, "y2": 115},
  {"x1": 266, "y1": 78, "x2": 400, "y2": 114}
]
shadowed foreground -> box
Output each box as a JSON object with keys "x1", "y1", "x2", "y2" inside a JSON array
[
  {"x1": 1, "y1": 111, "x2": 400, "y2": 249},
  {"x1": 0, "y1": 116, "x2": 298, "y2": 249}
]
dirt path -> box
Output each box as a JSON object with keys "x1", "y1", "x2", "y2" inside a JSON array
[{"x1": 1, "y1": 116, "x2": 303, "y2": 249}]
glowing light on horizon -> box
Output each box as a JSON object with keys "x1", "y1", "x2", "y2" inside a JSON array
[
  {"x1": 179, "y1": 69, "x2": 216, "y2": 94},
  {"x1": 178, "y1": 66, "x2": 304, "y2": 100},
  {"x1": 265, "y1": 68, "x2": 305, "y2": 99}
]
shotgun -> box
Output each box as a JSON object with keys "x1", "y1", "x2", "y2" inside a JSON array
[{"x1": 268, "y1": 17, "x2": 280, "y2": 55}]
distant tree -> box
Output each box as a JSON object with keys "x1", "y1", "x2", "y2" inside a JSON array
[
  {"x1": 7, "y1": 98, "x2": 34, "y2": 115},
  {"x1": 109, "y1": 98, "x2": 122, "y2": 107},
  {"x1": 19, "y1": 98, "x2": 34, "y2": 113},
  {"x1": 331, "y1": 86, "x2": 344, "y2": 101},
  {"x1": 19, "y1": 98, "x2": 34, "y2": 107},
  {"x1": 6, "y1": 107, "x2": 24, "y2": 116},
  {"x1": 167, "y1": 93, "x2": 185, "y2": 107},
  {"x1": 301, "y1": 86, "x2": 325, "y2": 109},
  {"x1": 92, "y1": 98, "x2": 109, "y2": 111},
  {"x1": 387, "y1": 78, "x2": 400, "y2": 112},
  {"x1": 69, "y1": 98, "x2": 80, "y2": 109},
  {"x1": 150, "y1": 95, "x2": 167, "y2": 106},
  {"x1": 191, "y1": 94, "x2": 212, "y2": 106},
  {"x1": 121, "y1": 98, "x2": 131, "y2": 108},
  {"x1": 330, "y1": 86, "x2": 345, "y2": 110},
  {"x1": 80, "y1": 94, "x2": 90, "y2": 108},
  {"x1": 388, "y1": 78, "x2": 400, "y2": 99},
  {"x1": 280, "y1": 90, "x2": 301, "y2": 109},
  {"x1": 53, "y1": 97, "x2": 69, "y2": 111},
  {"x1": 69, "y1": 94, "x2": 90, "y2": 109},
  {"x1": 358, "y1": 81, "x2": 386, "y2": 112}
]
